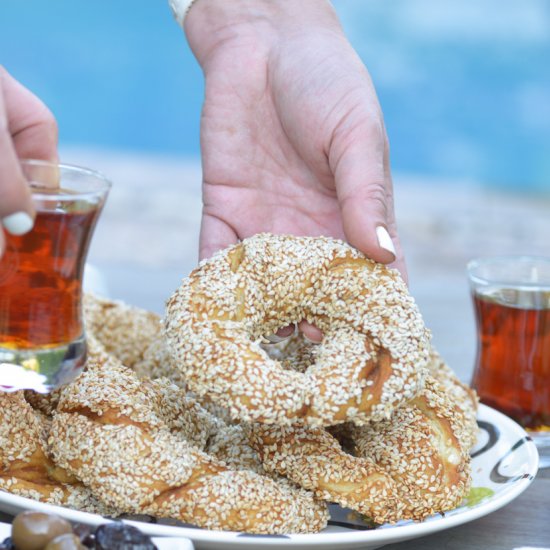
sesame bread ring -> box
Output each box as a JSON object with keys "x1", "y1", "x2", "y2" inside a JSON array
[
  {"x1": 247, "y1": 376, "x2": 472, "y2": 524},
  {"x1": 0, "y1": 391, "x2": 114, "y2": 514},
  {"x1": 247, "y1": 421, "x2": 404, "y2": 524},
  {"x1": 265, "y1": 335, "x2": 479, "y2": 451},
  {"x1": 165, "y1": 233, "x2": 431, "y2": 426},
  {"x1": 427, "y1": 348, "x2": 479, "y2": 451},
  {"x1": 350, "y1": 377, "x2": 472, "y2": 520},
  {"x1": 49, "y1": 349, "x2": 328, "y2": 534},
  {"x1": 83, "y1": 293, "x2": 163, "y2": 370},
  {"x1": 84, "y1": 293, "x2": 190, "y2": 388}
]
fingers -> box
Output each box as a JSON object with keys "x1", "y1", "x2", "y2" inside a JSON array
[
  {"x1": 297, "y1": 320, "x2": 323, "y2": 343},
  {"x1": 265, "y1": 324, "x2": 297, "y2": 344},
  {"x1": 331, "y1": 117, "x2": 394, "y2": 260},
  {"x1": 382, "y1": 133, "x2": 408, "y2": 283},
  {"x1": 1, "y1": 67, "x2": 58, "y2": 163},
  {"x1": 0, "y1": 73, "x2": 35, "y2": 242},
  {"x1": 331, "y1": 113, "x2": 407, "y2": 281},
  {"x1": 276, "y1": 324, "x2": 296, "y2": 339},
  {"x1": 265, "y1": 321, "x2": 323, "y2": 345},
  {"x1": 199, "y1": 211, "x2": 239, "y2": 260},
  {"x1": 0, "y1": 68, "x2": 58, "y2": 255}
]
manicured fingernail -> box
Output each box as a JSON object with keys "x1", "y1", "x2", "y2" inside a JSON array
[
  {"x1": 265, "y1": 334, "x2": 287, "y2": 344},
  {"x1": 376, "y1": 226, "x2": 396, "y2": 258},
  {"x1": 2, "y1": 212, "x2": 34, "y2": 235},
  {"x1": 303, "y1": 334, "x2": 322, "y2": 344},
  {"x1": 265, "y1": 324, "x2": 297, "y2": 343}
]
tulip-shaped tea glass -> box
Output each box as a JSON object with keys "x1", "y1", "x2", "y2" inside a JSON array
[
  {"x1": 0, "y1": 160, "x2": 110, "y2": 392},
  {"x1": 468, "y1": 256, "x2": 550, "y2": 467}
]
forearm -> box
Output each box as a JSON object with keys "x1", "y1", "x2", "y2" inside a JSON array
[{"x1": 183, "y1": 0, "x2": 342, "y2": 68}]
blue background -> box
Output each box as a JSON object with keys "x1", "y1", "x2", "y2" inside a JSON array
[{"x1": 1, "y1": 0, "x2": 549, "y2": 190}]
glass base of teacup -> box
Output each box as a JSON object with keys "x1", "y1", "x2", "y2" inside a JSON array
[
  {"x1": 528, "y1": 430, "x2": 550, "y2": 469},
  {"x1": 0, "y1": 336, "x2": 86, "y2": 393}
]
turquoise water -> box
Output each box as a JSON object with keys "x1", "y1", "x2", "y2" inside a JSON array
[{"x1": 1, "y1": 0, "x2": 549, "y2": 190}]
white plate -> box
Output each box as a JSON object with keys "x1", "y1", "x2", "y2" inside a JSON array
[
  {"x1": 0, "y1": 522, "x2": 193, "y2": 550},
  {"x1": 0, "y1": 404, "x2": 539, "y2": 550}
]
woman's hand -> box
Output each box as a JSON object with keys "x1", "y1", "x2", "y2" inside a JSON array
[
  {"x1": 0, "y1": 67, "x2": 58, "y2": 256},
  {"x1": 184, "y1": 0, "x2": 406, "y2": 282}
]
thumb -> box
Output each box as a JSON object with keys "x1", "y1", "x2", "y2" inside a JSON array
[{"x1": 332, "y1": 123, "x2": 397, "y2": 265}]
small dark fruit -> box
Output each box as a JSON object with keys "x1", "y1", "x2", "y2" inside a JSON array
[{"x1": 94, "y1": 522, "x2": 157, "y2": 550}]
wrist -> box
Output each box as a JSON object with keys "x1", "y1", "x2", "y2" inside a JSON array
[{"x1": 183, "y1": 0, "x2": 340, "y2": 67}]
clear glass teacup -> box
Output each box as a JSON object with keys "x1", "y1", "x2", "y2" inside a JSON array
[
  {"x1": 468, "y1": 256, "x2": 550, "y2": 467},
  {"x1": 0, "y1": 160, "x2": 110, "y2": 392}
]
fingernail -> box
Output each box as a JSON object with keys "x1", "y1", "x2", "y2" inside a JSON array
[
  {"x1": 276, "y1": 324, "x2": 296, "y2": 338},
  {"x1": 265, "y1": 324, "x2": 297, "y2": 344},
  {"x1": 265, "y1": 334, "x2": 287, "y2": 344},
  {"x1": 2, "y1": 212, "x2": 34, "y2": 236},
  {"x1": 303, "y1": 334, "x2": 322, "y2": 344},
  {"x1": 376, "y1": 226, "x2": 396, "y2": 258}
]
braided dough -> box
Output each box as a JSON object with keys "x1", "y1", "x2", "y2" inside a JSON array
[
  {"x1": 266, "y1": 335, "x2": 479, "y2": 452},
  {"x1": 427, "y1": 348, "x2": 479, "y2": 450},
  {"x1": 248, "y1": 336, "x2": 476, "y2": 523},
  {"x1": 1, "y1": 293, "x2": 477, "y2": 534},
  {"x1": 49, "y1": 348, "x2": 328, "y2": 534},
  {"x1": 83, "y1": 293, "x2": 163, "y2": 370},
  {"x1": 165, "y1": 233, "x2": 431, "y2": 426},
  {"x1": 248, "y1": 376, "x2": 472, "y2": 524},
  {"x1": 0, "y1": 391, "x2": 113, "y2": 514}
]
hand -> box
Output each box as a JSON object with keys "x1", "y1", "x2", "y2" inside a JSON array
[
  {"x1": 0, "y1": 67, "x2": 58, "y2": 256},
  {"x1": 184, "y1": 0, "x2": 405, "y2": 283}
]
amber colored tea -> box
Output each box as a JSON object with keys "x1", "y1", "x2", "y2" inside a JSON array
[
  {"x1": 471, "y1": 289, "x2": 550, "y2": 432},
  {"x1": 0, "y1": 206, "x2": 99, "y2": 350},
  {"x1": 0, "y1": 160, "x2": 109, "y2": 392}
]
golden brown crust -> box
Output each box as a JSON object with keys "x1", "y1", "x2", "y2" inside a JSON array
[
  {"x1": 351, "y1": 377, "x2": 472, "y2": 521},
  {"x1": 165, "y1": 234, "x2": 431, "y2": 426},
  {"x1": 49, "y1": 349, "x2": 328, "y2": 534},
  {"x1": 266, "y1": 334, "x2": 479, "y2": 454},
  {"x1": 248, "y1": 332, "x2": 473, "y2": 524},
  {"x1": 84, "y1": 294, "x2": 189, "y2": 388},
  {"x1": 248, "y1": 376, "x2": 472, "y2": 524},
  {"x1": 83, "y1": 294, "x2": 162, "y2": 369},
  {"x1": 24, "y1": 388, "x2": 63, "y2": 417},
  {"x1": 427, "y1": 348, "x2": 479, "y2": 451},
  {"x1": 0, "y1": 391, "x2": 113, "y2": 514},
  {"x1": 133, "y1": 337, "x2": 188, "y2": 388},
  {"x1": 247, "y1": 422, "x2": 404, "y2": 524}
]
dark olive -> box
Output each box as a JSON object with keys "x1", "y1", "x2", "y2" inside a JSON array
[
  {"x1": 43, "y1": 534, "x2": 85, "y2": 550},
  {"x1": 95, "y1": 522, "x2": 157, "y2": 550},
  {"x1": 11, "y1": 511, "x2": 72, "y2": 550}
]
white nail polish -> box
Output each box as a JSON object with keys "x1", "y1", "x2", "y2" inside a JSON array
[
  {"x1": 376, "y1": 226, "x2": 396, "y2": 257},
  {"x1": 2, "y1": 212, "x2": 34, "y2": 236}
]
